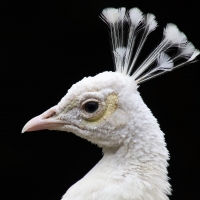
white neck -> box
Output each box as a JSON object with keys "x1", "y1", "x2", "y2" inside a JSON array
[{"x1": 62, "y1": 95, "x2": 171, "y2": 200}]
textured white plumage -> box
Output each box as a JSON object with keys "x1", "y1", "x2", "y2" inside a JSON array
[
  {"x1": 58, "y1": 72, "x2": 170, "y2": 200},
  {"x1": 22, "y1": 6, "x2": 199, "y2": 200}
]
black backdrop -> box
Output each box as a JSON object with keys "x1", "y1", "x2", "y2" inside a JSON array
[{"x1": 0, "y1": 1, "x2": 199, "y2": 200}]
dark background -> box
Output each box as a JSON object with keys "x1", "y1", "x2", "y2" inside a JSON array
[{"x1": 0, "y1": 0, "x2": 199, "y2": 199}]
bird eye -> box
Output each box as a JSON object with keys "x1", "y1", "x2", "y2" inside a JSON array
[{"x1": 84, "y1": 101, "x2": 99, "y2": 113}]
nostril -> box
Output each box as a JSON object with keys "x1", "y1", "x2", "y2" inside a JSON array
[
  {"x1": 43, "y1": 109, "x2": 57, "y2": 119},
  {"x1": 46, "y1": 112, "x2": 56, "y2": 119}
]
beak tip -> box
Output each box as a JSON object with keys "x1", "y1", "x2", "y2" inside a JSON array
[
  {"x1": 21, "y1": 128, "x2": 25, "y2": 134},
  {"x1": 21, "y1": 125, "x2": 28, "y2": 134}
]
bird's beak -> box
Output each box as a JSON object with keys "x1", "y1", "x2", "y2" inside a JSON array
[{"x1": 22, "y1": 106, "x2": 65, "y2": 133}]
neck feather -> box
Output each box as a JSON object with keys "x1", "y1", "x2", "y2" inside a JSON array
[
  {"x1": 62, "y1": 93, "x2": 171, "y2": 200},
  {"x1": 96, "y1": 96, "x2": 171, "y2": 200}
]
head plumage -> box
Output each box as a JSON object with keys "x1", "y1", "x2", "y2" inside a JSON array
[{"x1": 100, "y1": 7, "x2": 199, "y2": 83}]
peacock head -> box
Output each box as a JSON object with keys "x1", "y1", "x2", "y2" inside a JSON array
[
  {"x1": 22, "y1": 72, "x2": 140, "y2": 148},
  {"x1": 22, "y1": 7, "x2": 199, "y2": 148}
]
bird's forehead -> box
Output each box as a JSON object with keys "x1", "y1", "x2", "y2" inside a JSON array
[
  {"x1": 70, "y1": 71, "x2": 137, "y2": 94},
  {"x1": 57, "y1": 71, "x2": 137, "y2": 109}
]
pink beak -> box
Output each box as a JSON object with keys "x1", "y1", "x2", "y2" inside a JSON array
[{"x1": 22, "y1": 106, "x2": 65, "y2": 133}]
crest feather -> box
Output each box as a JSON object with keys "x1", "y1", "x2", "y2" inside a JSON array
[{"x1": 101, "y1": 7, "x2": 199, "y2": 83}]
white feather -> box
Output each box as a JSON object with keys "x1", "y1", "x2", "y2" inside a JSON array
[
  {"x1": 163, "y1": 23, "x2": 187, "y2": 45},
  {"x1": 171, "y1": 44, "x2": 200, "y2": 70},
  {"x1": 174, "y1": 42, "x2": 195, "y2": 60},
  {"x1": 136, "y1": 53, "x2": 173, "y2": 83},
  {"x1": 146, "y1": 13, "x2": 158, "y2": 33},
  {"x1": 181, "y1": 42, "x2": 196, "y2": 58},
  {"x1": 118, "y1": 7, "x2": 126, "y2": 21},
  {"x1": 101, "y1": 7, "x2": 127, "y2": 70},
  {"x1": 156, "y1": 53, "x2": 174, "y2": 71},
  {"x1": 101, "y1": 8, "x2": 120, "y2": 24},
  {"x1": 123, "y1": 8, "x2": 144, "y2": 74},
  {"x1": 127, "y1": 14, "x2": 158, "y2": 75},
  {"x1": 188, "y1": 49, "x2": 200, "y2": 61},
  {"x1": 129, "y1": 8, "x2": 144, "y2": 28},
  {"x1": 114, "y1": 47, "x2": 127, "y2": 73}
]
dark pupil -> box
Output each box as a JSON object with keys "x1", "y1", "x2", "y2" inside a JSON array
[{"x1": 84, "y1": 101, "x2": 99, "y2": 113}]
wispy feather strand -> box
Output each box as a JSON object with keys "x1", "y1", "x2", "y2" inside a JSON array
[{"x1": 101, "y1": 7, "x2": 199, "y2": 83}]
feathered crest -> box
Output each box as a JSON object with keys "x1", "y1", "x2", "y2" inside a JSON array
[{"x1": 100, "y1": 7, "x2": 199, "y2": 83}]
